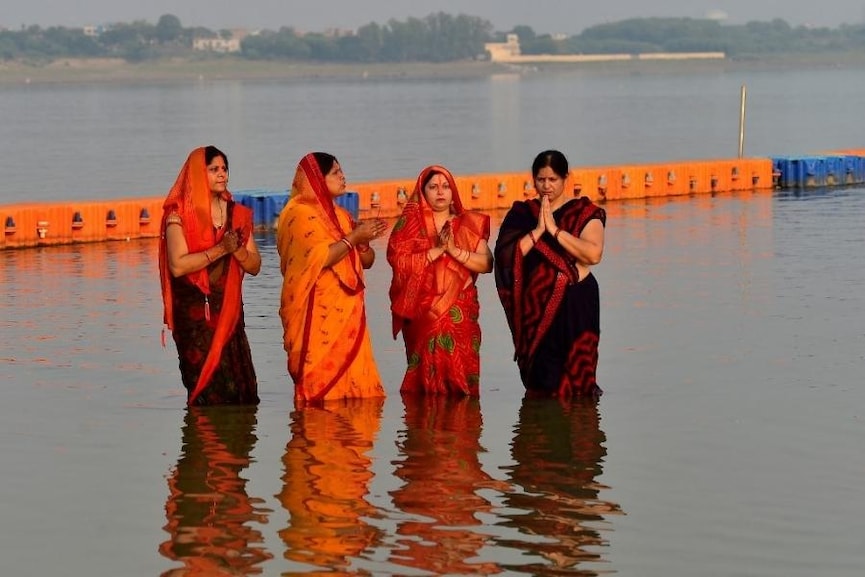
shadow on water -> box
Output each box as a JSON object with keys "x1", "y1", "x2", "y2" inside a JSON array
[
  {"x1": 277, "y1": 398, "x2": 386, "y2": 575},
  {"x1": 159, "y1": 406, "x2": 272, "y2": 576},
  {"x1": 155, "y1": 395, "x2": 623, "y2": 576},
  {"x1": 388, "y1": 394, "x2": 510, "y2": 575},
  {"x1": 497, "y1": 397, "x2": 623, "y2": 576}
]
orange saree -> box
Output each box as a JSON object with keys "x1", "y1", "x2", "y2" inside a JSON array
[
  {"x1": 387, "y1": 165, "x2": 490, "y2": 397},
  {"x1": 276, "y1": 153, "x2": 385, "y2": 403}
]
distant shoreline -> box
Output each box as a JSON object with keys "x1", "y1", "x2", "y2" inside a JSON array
[{"x1": 3, "y1": 53, "x2": 865, "y2": 85}]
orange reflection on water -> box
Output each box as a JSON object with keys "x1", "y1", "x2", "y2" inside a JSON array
[
  {"x1": 389, "y1": 395, "x2": 506, "y2": 575},
  {"x1": 501, "y1": 397, "x2": 623, "y2": 576},
  {"x1": 276, "y1": 398, "x2": 385, "y2": 574},
  {"x1": 159, "y1": 406, "x2": 272, "y2": 576}
]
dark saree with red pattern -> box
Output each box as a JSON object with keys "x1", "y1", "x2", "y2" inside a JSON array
[
  {"x1": 159, "y1": 147, "x2": 258, "y2": 407},
  {"x1": 494, "y1": 196, "x2": 606, "y2": 398},
  {"x1": 168, "y1": 201, "x2": 259, "y2": 406}
]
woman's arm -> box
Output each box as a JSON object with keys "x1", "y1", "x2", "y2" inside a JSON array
[
  {"x1": 323, "y1": 218, "x2": 387, "y2": 268},
  {"x1": 165, "y1": 217, "x2": 238, "y2": 277},
  {"x1": 447, "y1": 239, "x2": 493, "y2": 273},
  {"x1": 552, "y1": 218, "x2": 605, "y2": 265},
  {"x1": 232, "y1": 233, "x2": 262, "y2": 275}
]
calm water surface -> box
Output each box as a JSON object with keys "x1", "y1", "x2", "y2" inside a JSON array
[
  {"x1": 2, "y1": 67, "x2": 865, "y2": 575},
  {"x1": 3, "y1": 187, "x2": 864, "y2": 576},
  {"x1": 3, "y1": 64, "x2": 865, "y2": 202}
]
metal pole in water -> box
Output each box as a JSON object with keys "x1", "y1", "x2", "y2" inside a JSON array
[{"x1": 738, "y1": 85, "x2": 747, "y2": 158}]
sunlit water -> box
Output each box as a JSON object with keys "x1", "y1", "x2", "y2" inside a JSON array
[{"x1": 3, "y1": 186, "x2": 864, "y2": 575}]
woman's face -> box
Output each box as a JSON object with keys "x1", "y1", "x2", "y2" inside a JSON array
[
  {"x1": 206, "y1": 156, "x2": 228, "y2": 195},
  {"x1": 423, "y1": 172, "x2": 453, "y2": 213},
  {"x1": 324, "y1": 161, "x2": 346, "y2": 197},
  {"x1": 534, "y1": 166, "x2": 566, "y2": 202}
]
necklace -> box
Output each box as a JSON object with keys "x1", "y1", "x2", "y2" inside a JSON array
[{"x1": 213, "y1": 198, "x2": 224, "y2": 229}]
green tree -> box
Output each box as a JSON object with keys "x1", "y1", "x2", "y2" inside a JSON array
[{"x1": 155, "y1": 14, "x2": 183, "y2": 44}]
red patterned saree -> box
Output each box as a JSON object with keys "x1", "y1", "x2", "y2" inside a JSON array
[{"x1": 387, "y1": 165, "x2": 490, "y2": 397}]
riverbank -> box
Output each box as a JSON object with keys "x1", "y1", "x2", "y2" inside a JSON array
[{"x1": 3, "y1": 52, "x2": 865, "y2": 86}]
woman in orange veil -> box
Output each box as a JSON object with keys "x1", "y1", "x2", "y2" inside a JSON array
[
  {"x1": 159, "y1": 146, "x2": 261, "y2": 406},
  {"x1": 387, "y1": 165, "x2": 493, "y2": 396},
  {"x1": 277, "y1": 152, "x2": 388, "y2": 403}
]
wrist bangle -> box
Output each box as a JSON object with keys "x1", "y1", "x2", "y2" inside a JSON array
[
  {"x1": 357, "y1": 243, "x2": 370, "y2": 254},
  {"x1": 340, "y1": 237, "x2": 353, "y2": 251},
  {"x1": 554, "y1": 228, "x2": 563, "y2": 241},
  {"x1": 528, "y1": 231, "x2": 537, "y2": 245},
  {"x1": 204, "y1": 249, "x2": 213, "y2": 263}
]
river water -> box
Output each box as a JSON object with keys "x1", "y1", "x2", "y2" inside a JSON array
[{"x1": 2, "y1": 64, "x2": 865, "y2": 576}]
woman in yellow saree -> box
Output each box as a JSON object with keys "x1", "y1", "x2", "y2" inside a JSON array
[{"x1": 277, "y1": 152, "x2": 388, "y2": 403}]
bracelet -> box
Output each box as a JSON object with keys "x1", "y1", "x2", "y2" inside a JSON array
[
  {"x1": 554, "y1": 228, "x2": 563, "y2": 241},
  {"x1": 357, "y1": 243, "x2": 371, "y2": 254},
  {"x1": 340, "y1": 237, "x2": 353, "y2": 251},
  {"x1": 204, "y1": 249, "x2": 213, "y2": 263},
  {"x1": 528, "y1": 231, "x2": 537, "y2": 245}
]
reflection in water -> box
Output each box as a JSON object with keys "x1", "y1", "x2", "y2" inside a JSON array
[
  {"x1": 389, "y1": 395, "x2": 505, "y2": 575},
  {"x1": 159, "y1": 406, "x2": 271, "y2": 576},
  {"x1": 499, "y1": 397, "x2": 622, "y2": 576},
  {"x1": 277, "y1": 398, "x2": 385, "y2": 574}
]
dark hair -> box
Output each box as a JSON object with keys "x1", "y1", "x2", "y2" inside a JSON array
[
  {"x1": 204, "y1": 145, "x2": 228, "y2": 172},
  {"x1": 421, "y1": 169, "x2": 444, "y2": 189},
  {"x1": 311, "y1": 152, "x2": 338, "y2": 175},
  {"x1": 532, "y1": 149, "x2": 568, "y2": 179}
]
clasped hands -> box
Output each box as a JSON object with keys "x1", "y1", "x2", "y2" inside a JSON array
[
  {"x1": 437, "y1": 220, "x2": 471, "y2": 263},
  {"x1": 533, "y1": 194, "x2": 560, "y2": 239},
  {"x1": 349, "y1": 218, "x2": 388, "y2": 245},
  {"x1": 219, "y1": 228, "x2": 244, "y2": 254}
]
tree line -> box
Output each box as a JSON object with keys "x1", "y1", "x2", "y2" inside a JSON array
[{"x1": 2, "y1": 13, "x2": 865, "y2": 63}]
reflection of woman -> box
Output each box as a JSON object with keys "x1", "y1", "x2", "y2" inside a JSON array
[
  {"x1": 387, "y1": 165, "x2": 493, "y2": 396},
  {"x1": 504, "y1": 397, "x2": 622, "y2": 574},
  {"x1": 276, "y1": 398, "x2": 385, "y2": 572},
  {"x1": 277, "y1": 152, "x2": 388, "y2": 403},
  {"x1": 388, "y1": 395, "x2": 504, "y2": 575},
  {"x1": 159, "y1": 146, "x2": 261, "y2": 406},
  {"x1": 159, "y1": 406, "x2": 271, "y2": 576},
  {"x1": 494, "y1": 150, "x2": 606, "y2": 398}
]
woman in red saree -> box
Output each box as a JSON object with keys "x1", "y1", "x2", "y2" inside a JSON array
[
  {"x1": 277, "y1": 152, "x2": 388, "y2": 403},
  {"x1": 159, "y1": 146, "x2": 261, "y2": 406},
  {"x1": 387, "y1": 165, "x2": 493, "y2": 397},
  {"x1": 494, "y1": 150, "x2": 606, "y2": 398}
]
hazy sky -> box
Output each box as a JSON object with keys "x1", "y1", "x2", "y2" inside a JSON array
[{"x1": 2, "y1": 1, "x2": 865, "y2": 34}]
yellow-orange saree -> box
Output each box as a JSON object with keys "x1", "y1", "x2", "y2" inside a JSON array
[{"x1": 276, "y1": 153, "x2": 385, "y2": 403}]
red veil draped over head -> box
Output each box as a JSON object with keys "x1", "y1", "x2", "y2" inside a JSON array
[{"x1": 387, "y1": 165, "x2": 490, "y2": 396}]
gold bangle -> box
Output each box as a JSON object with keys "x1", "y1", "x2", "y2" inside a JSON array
[
  {"x1": 340, "y1": 237, "x2": 353, "y2": 251},
  {"x1": 204, "y1": 249, "x2": 213, "y2": 263}
]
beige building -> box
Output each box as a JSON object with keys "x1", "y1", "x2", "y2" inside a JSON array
[{"x1": 484, "y1": 33, "x2": 724, "y2": 64}]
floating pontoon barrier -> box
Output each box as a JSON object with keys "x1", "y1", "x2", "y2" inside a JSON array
[
  {"x1": 771, "y1": 154, "x2": 865, "y2": 188},
  {"x1": 2, "y1": 153, "x2": 861, "y2": 250}
]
